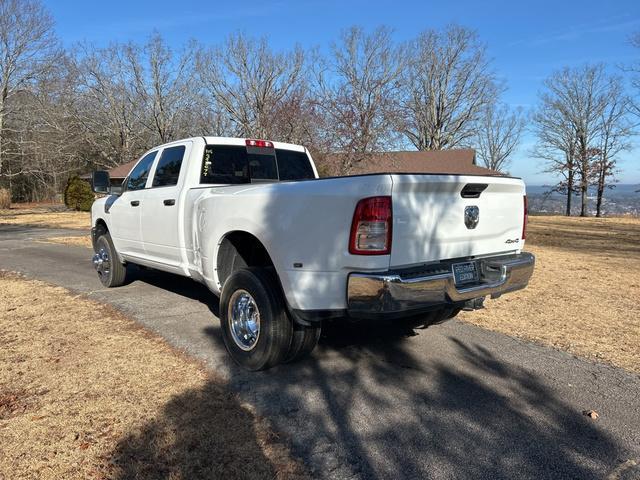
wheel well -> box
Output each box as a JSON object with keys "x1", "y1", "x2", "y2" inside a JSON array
[
  {"x1": 92, "y1": 219, "x2": 109, "y2": 250},
  {"x1": 95, "y1": 219, "x2": 108, "y2": 234},
  {"x1": 216, "y1": 232, "x2": 275, "y2": 287}
]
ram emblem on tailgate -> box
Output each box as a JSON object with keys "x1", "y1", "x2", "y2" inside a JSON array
[{"x1": 464, "y1": 206, "x2": 480, "y2": 229}]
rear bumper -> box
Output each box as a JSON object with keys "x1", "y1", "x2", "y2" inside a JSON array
[{"x1": 347, "y1": 252, "x2": 535, "y2": 318}]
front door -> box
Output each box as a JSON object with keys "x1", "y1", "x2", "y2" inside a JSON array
[{"x1": 108, "y1": 150, "x2": 158, "y2": 257}]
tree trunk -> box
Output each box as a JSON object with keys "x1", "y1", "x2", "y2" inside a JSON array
[
  {"x1": 0, "y1": 84, "x2": 8, "y2": 177},
  {"x1": 0, "y1": 107, "x2": 4, "y2": 176},
  {"x1": 580, "y1": 182, "x2": 588, "y2": 217},
  {"x1": 7, "y1": 160, "x2": 11, "y2": 202},
  {"x1": 595, "y1": 165, "x2": 606, "y2": 218},
  {"x1": 566, "y1": 170, "x2": 573, "y2": 216},
  {"x1": 52, "y1": 170, "x2": 58, "y2": 202},
  {"x1": 578, "y1": 143, "x2": 589, "y2": 217},
  {"x1": 596, "y1": 186, "x2": 604, "y2": 217}
]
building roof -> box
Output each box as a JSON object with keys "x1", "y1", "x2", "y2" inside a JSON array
[
  {"x1": 317, "y1": 149, "x2": 501, "y2": 177},
  {"x1": 108, "y1": 160, "x2": 138, "y2": 179}
]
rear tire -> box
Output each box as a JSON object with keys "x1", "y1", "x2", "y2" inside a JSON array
[
  {"x1": 93, "y1": 232, "x2": 127, "y2": 288},
  {"x1": 285, "y1": 323, "x2": 321, "y2": 363},
  {"x1": 220, "y1": 267, "x2": 292, "y2": 371}
]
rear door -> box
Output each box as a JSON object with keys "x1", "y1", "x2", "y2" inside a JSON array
[
  {"x1": 108, "y1": 150, "x2": 158, "y2": 257},
  {"x1": 140, "y1": 142, "x2": 191, "y2": 266},
  {"x1": 389, "y1": 174, "x2": 526, "y2": 268}
]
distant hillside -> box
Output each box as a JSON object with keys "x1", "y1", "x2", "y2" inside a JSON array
[{"x1": 527, "y1": 184, "x2": 640, "y2": 216}]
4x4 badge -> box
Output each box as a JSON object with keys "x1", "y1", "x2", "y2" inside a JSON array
[{"x1": 464, "y1": 206, "x2": 479, "y2": 229}]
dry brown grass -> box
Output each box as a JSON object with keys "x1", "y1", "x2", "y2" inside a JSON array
[
  {"x1": 460, "y1": 215, "x2": 640, "y2": 374},
  {"x1": 0, "y1": 273, "x2": 307, "y2": 480},
  {"x1": 42, "y1": 235, "x2": 92, "y2": 248},
  {"x1": 0, "y1": 205, "x2": 90, "y2": 230},
  {"x1": 526, "y1": 214, "x2": 640, "y2": 257}
]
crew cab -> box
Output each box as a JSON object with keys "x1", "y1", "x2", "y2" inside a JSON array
[{"x1": 90, "y1": 137, "x2": 535, "y2": 370}]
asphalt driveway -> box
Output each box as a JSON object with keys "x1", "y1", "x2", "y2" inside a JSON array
[{"x1": 1, "y1": 224, "x2": 639, "y2": 479}]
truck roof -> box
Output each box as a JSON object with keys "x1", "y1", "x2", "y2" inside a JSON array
[
  {"x1": 202, "y1": 137, "x2": 306, "y2": 152},
  {"x1": 149, "y1": 136, "x2": 306, "y2": 153},
  {"x1": 107, "y1": 137, "x2": 308, "y2": 180}
]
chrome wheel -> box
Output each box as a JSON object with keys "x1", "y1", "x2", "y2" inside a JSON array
[
  {"x1": 92, "y1": 248, "x2": 111, "y2": 279},
  {"x1": 228, "y1": 289, "x2": 261, "y2": 351}
]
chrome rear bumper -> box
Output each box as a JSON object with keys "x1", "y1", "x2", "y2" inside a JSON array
[{"x1": 347, "y1": 252, "x2": 535, "y2": 317}]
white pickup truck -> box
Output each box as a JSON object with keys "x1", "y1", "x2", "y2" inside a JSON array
[{"x1": 90, "y1": 137, "x2": 534, "y2": 370}]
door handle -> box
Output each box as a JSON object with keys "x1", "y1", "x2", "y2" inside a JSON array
[
  {"x1": 163, "y1": 199, "x2": 175, "y2": 206},
  {"x1": 130, "y1": 200, "x2": 140, "y2": 207}
]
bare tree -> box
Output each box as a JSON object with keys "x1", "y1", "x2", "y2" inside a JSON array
[
  {"x1": 2, "y1": 19, "x2": 537, "y2": 201},
  {"x1": 534, "y1": 65, "x2": 633, "y2": 217},
  {"x1": 0, "y1": 0, "x2": 60, "y2": 178},
  {"x1": 569, "y1": 66, "x2": 618, "y2": 217},
  {"x1": 534, "y1": 65, "x2": 614, "y2": 217},
  {"x1": 592, "y1": 78, "x2": 632, "y2": 217},
  {"x1": 196, "y1": 33, "x2": 306, "y2": 140},
  {"x1": 189, "y1": 95, "x2": 236, "y2": 138},
  {"x1": 400, "y1": 25, "x2": 498, "y2": 151},
  {"x1": 313, "y1": 26, "x2": 404, "y2": 174},
  {"x1": 533, "y1": 91, "x2": 579, "y2": 216},
  {"x1": 0, "y1": 52, "x2": 92, "y2": 201},
  {"x1": 73, "y1": 43, "x2": 146, "y2": 168},
  {"x1": 475, "y1": 103, "x2": 524, "y2": 172},
  {"x1": 125, "y1": 34, "x2": 197, "y2": 143}
]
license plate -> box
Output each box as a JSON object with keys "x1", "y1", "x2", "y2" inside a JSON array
[{"x1": 452, "y1": 261, "x2": 479, "y2": 286}]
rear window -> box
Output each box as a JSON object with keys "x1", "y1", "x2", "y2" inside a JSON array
[
  {"x1": 200, "y1": 145, "x2": 314, "y2": 184},
  {"x1": 276, "y1": 149, "x2": 315, "y2": 180}
]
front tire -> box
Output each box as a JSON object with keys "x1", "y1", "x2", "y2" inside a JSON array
[
  {"x1": 93, "y1": 232, "x2": 127, "y2": 288},
  {"x1": 220, "y1": 268, "x2": 292, "y2": 371}
]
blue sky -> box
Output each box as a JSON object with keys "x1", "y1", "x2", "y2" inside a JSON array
[{"x1": 43, "y1": 0, "x2": 640, "y2": 185}]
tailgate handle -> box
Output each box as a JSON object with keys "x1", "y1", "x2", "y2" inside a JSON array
[{"x1": 461, "y1": 183, "x2": 488, "y2": 199}]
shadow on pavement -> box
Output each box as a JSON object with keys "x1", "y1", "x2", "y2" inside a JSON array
[
  {"x1": 207, "y1": 322, "x2": 624, "y2": 479},
  {"x1": 108, "y1": 268, "x2": 629, "y2": 479},
  {"x1": 124, "y1": 265, "x2": 220, "y2": 317}
]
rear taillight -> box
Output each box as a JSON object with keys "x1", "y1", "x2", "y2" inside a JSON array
[
  {"x1": 349, "y1": 196, "x2": 392, "y2": 255},
  {"x1": 522, "y1": 195, "x2": 528, "y2": 240},
  {"x1": 245, "y1": 139, "x2": 274, "y2": 148}
]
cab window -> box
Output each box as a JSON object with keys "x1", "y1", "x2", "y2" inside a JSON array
[
  {"x1": 126, "y1": 151, "x2": 157, "y2": 191},
  {"x1": 200, "y1": 145, "x2": 252, "y2": 184},
  {"x1": 152, "y1": 145, "x2": 186, "y2": 187}
]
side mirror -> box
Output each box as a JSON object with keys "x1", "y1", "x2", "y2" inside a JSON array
[{"x1": 91, "y1": 170, "x2": 111, "y2": 194}]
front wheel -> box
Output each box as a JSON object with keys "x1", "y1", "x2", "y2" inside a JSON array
[
  {"x1": 220, "y1": 268, "x2": 292, "y2": 371},
  {"x1": 93, "y1": 232, "x2": 127, "y2": 287}
]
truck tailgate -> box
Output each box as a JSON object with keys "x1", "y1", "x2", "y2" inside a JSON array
[{"x1": 390, "y1": 174, "x2": 526, "y2": 268}]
